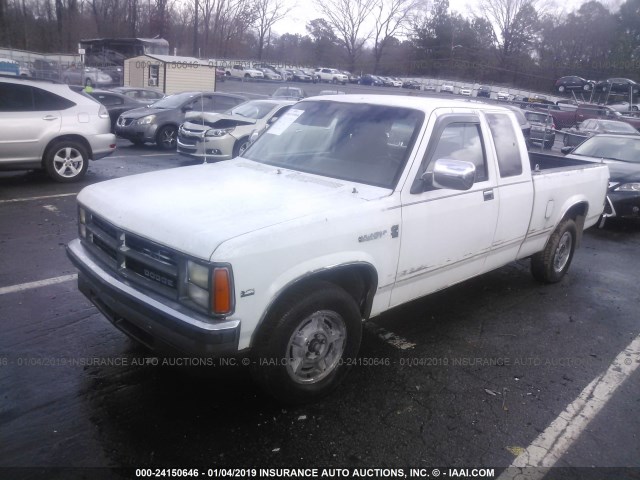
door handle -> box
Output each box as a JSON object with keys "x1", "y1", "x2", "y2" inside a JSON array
[
  {"x1": 42, "y1": 115, "x2": 58, "y2": 121},
  {"x1": 483, "y1": 189, "x2": 494, "y2": 201}
]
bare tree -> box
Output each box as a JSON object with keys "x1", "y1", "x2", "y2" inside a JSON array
[
  {"x1": 314, "y1": 0, "x2": 375, "y2": 71},
  {"x1": 474, "y1": 0, "x2": 541, "y2": 68},
  {"x1": 371, "y1": 0, "x2": 419, "y2": 73},
  {"x1": 253, "y1": 0, "x2": 292, "y2": 59}
]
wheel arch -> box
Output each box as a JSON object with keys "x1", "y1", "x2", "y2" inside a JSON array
[
  {"x1": 250, "y1": 262, "x2": 378, "y2": 348},
  {"x1": 42, "y1": 134, "x2": 93, "y2": 167},
  {"x1": 559, "y1": 201, "x2": 588, "y2": 247}
]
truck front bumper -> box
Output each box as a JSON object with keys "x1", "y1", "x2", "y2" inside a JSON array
[{"x1": 66, "y1": 239, "x2": 241, "y2": 356}]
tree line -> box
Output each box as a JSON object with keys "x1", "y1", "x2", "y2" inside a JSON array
[{"x1": 0, "y1": 0, "x2": 639, "y2": 92}]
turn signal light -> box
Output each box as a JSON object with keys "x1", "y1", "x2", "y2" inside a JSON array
[{"x1": 212, "y1": 267, "x2": 232, "y2": 314}]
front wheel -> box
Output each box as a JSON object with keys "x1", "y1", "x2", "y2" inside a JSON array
[
  {"x1": 251, "y1": 281, "x2": 362, "y2": 404},
  {"x1": 156, "y1": 125, "x2": 177, "y2": 150},
  {"x1": 44, "y1": 140, "x2": 89, "y2": 183},
  {"x1": 531, "y1": 218, "x2": 577, "y2": 283},
  {"x1": 232, "y1": 137, "x2": 250, "y2": 158},
  {"x1": 558, "y1": 85, "x2": 565, "y2": 93}
]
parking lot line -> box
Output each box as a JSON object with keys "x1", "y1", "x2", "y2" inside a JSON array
[
  {"x1": 498, "y1": 333, "x2": 640, "y2": 479},
  {"x1": 0, "y1": 192, "x2": 76, "y2": 204},
  {"x1": 0, "y1": 274, "x2": 78, "y2": 296}
]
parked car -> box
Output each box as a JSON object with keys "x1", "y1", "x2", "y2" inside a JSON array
[
  {"x1": 225, "y1": 65, "x2": 264, "y2": 79},
  {"x1": 423, "y1": 84, "x2": 437, "y2": 92},
  {"x1": 459, "y1": 87, "x2": 472, "y2": 96},
  {"x1": 62, "y1": 65, "x2": 113, "y2": 87},
  {"x1": 565, "y1": 134, "x2": 640, "y2": 222},
  {"x1": 562, "y1": 119, "x2": 640, "y2": 147},
  {"x1": 342, "y1": 71, "x2": 360, "y2": 84},
  {"x1": 441, "y1": 83, "x2": 454, "y2": 94},
  {"x1": 115, "y1": 92, "x2": 247, "y2": 149},
  {"x1": 32, "y1": 59, "x2": 60, "y2": 81},
  {"x1": 402, "y1": 80, "x2": 421, "y2": 90},
  {"x1": 257, "y1": 68, "x2": 282, "y2": 81},
  {"x1": 524, "y1": 110, "x2": 556, "y2": 149},
  {"x1": 318, "y1": 90, "x2": 346, "y2": 95},
  {"x1": 595, "y1": 78, "x2": 639, "y2": 94},
  {"x1": 0, "y1": 76, "x2": 116, "y2": 182},
  {"x1": 358, "y1": 74, "x2": 383, "y2": 86},
  {"x1": 608, "y1": 102, "x2": 640, "y2": 112},
  {"x1": 555, "y1": 76, "x2": 594, "y2": 93},
  {"x1": 477, "y1": 85, "x2": 492, "y2": 98},
  {"x1": 87, "y1": 89, "x2": 146, "y2": 131},
  {"x1": 384, "y1": 77, "x2": 402, "y2": 87},
  {"x1": 67, "y1": 95, "x2": 609, "y2": 403},
  {"x1": 289, "y1": 69, "x2": 313, "y2": 82},
  {"x1": 177, "y1": 99, "x2": 295, "y2": 161},
  {"x1": 497, "y1": 91, "x2": 510, "y2": 101},
  {"x1": 0, "y1": 57, "x2": 31, "y2": 76},
  {"x1": 110, "y1": 87, "x2": 165, "y2": 103},
  {"x1": 271, "y1": 86, "x2": 307, "y2": 100},
  {"x1": 314, "y1": 68, "x2": 348, "y2": 84}
]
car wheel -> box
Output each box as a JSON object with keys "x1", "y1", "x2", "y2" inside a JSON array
[
  {"x1": 85, "y1": 78, "x2": 94, "y2": 87},
  {"x1": 531, "y1": 218, "x2": 577, "y2": 283},
  {"x1": 44, "y1": 140, "x2": 89, "y2": 183},
  {"x1": 632, "y1": 105, "x2": 639, "y2": 112},
  {"x1": 225, "y1": 71, "x2": 231, "y2": 76},
  {"x1": 156, "y1": 125, "x2": 177, "y2": 150},
  {"x1": 251, "y1": 280, "x2": 362, "y2": 404},
  {"x1": 232, "y1": 137, "x2": 250, "y2": 158},
  {"x1": 244, "y1": 73, "x2": 251, "y2": 79},
  {"x1": 584, "y1": 83, "x2": 592, "y2": 91},
  {"x1": 558, "y1": 85, "x2": 565, "y2": 93}
]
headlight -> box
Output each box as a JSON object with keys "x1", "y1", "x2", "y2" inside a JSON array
[
  {"x1": 185, "y1": 261, "x2": 233, "y2": 315},
  {"x1": 205, "y1": 127, "x2": 234, "y2": 137},
  {"x1": 136, "y1": 115, "x2": 156, "y2": 125},
  {"x1": 615, "y1": 183, "x2": 640, "y2": 192}
]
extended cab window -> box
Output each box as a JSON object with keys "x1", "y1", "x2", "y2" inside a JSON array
[
  {"x1": 430, "y1": 123, "x2": 488, "y2": 182},
  {"x1": 485, "y1": 112, "x2": 522, "y2": 178}
]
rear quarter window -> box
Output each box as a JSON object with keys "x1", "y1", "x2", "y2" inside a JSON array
[{"x1": 485, "y1": 112, "x2": 523, "y2": 178}]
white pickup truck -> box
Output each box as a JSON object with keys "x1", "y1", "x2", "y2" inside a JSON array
[
  {"x1": 67, "y1": 95, "x2": 609, "y2": 403},
  {"x1": 224, "y1": 64, "x2": 264, "y2": 79}
]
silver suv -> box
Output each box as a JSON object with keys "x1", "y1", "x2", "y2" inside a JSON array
[{"x1": 0, "y1": 76, "x2": 116, "y2": 182}]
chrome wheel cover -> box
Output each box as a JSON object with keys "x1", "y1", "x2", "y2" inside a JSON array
[
  {"x1": 553, "y1": 231, "x2": 573, "y2": 273},
  {"x1": 52, "y1": 147, "x2": 84, "y2": 178}
]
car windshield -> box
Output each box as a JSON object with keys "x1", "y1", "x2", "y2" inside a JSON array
[
  {"x1": 243, "y1": 100, "x2": 424, "y2": 188},
  {"x1": 572, "y1": 136, "x2": 640, "y2": 163},
  {"x1": 598, "y1": 121, "x2": 637, "y2": 133},
  {"x1": 150, "y1": 92, "x2": 198, "y2": 109},
  {"x1": 229, "y1": 101, "x2": 278, "y2": 119}
]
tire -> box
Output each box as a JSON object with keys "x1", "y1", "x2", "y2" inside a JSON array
[
  {"x1": 531, "y1": 218, "x2": 577, "y2": 283},
  {"x1": 332, "y1": 78, "x2": 338, "y2": 84},
  {"x1": 584, "y1": 83, "x2": 592, "y2": 91},
  {"x1": 251, "y1": 280, "x2": 362, "y2": 404},
  {"x1": 85, "y1": 78, "x2": 93, "y2": 87},
  {"x1": 156, "y1": 125, "x2": 177, "y2": 150},
  {"x1": 232, "y1": 137, "x2": 250, "y2": 158},
  {"x1": 44, "y1": 140, "x2": 89, "y2": 183},
  {"x1": 558, "y1": 85, "x2": 565, "y2": 93},
  {"x1": 225, "y1": 71, "x2": 231, "y2": 77}
]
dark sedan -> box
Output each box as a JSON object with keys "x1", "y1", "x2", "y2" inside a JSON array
[
  {"x1": 87, "y1": 89, "x2": 146, "y2": 131},
  {"x1": 358, "y1": 74, "x2": 383, "y2": 86},
  {"x1": 594, "y1": 78, "x2": 639, "y2": 94},
  {"x1": 566, "y1": 134, "x2": 640, "y2": 222},
  {"x1": 555, "y1": 76, "x2": 594, "y2": 93},
  {"x1": 563, "y1": 119, "x2": 640, "y2": 147},
  {"x1": 524, "y1": 110, "x2": 555, "y2": 149}
]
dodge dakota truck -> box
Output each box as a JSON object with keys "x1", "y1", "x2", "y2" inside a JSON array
[{"x1": 67, "y1": 95, "x2": 609, "y2": 403}]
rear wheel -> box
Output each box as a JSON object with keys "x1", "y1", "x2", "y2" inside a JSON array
[
  {"x1": 558, "y1": 85, "x2": 565, "y2": 93},
  {"x1": 531, "y1": 219, "x2": 577, "y2": 283},
  {"x1": 251, "y1": 280, "x2": 362, "y2": 404},
  {"x1": 44, "y1": 140, "x2": 89, "y2": 183}
]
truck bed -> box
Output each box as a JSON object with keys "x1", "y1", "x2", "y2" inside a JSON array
[{"x1": 528, "y1": 151, "x2": 601, "y2": 173}]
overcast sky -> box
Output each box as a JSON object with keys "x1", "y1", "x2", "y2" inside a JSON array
[{"x1": 270, "y1": 0, "x2": 622, "y2": 37}]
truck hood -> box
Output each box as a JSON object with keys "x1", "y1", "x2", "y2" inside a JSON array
[{"x1": 77, "y1": 160, "x2": 390, "y2": 261}]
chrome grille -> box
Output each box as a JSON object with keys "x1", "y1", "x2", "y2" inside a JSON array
[
  {"x1": 83, "y1": 211, "x2": 182, "y2": 299},
  {"x1": 117, "y1": 117, "x2": 134, "y2": 127}
]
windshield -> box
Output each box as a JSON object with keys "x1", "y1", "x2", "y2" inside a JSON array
[
  {"x1": 572, "y1": 135, "x2": 640, "y2": 163},
  {"x1": 229, "y1": 101, "x2": 279, "y2": 119},
  {"x1": 598, "y1": 121, "x2": 637, "y2": 133},
  {"x1": 243, "y1": 100, "x2": 424, "y2": 188},
  {"x1": 151, "y1": 92, "x2": 198, "y2": 109}
]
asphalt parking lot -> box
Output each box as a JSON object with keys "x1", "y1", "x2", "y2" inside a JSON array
[{"x1": 1, "y1": 86, "x2": 639, "y2": 480}]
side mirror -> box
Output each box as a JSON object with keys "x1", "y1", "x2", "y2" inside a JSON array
[
  {"x1": 183, "y1": 105, "x2": 193, "y2": 112},
  {"x1": 421, "y1": 158, "x2": 476, "y2": 191},
  {"x1": 560, "y1": 146, "x2": 574, "y2": 154}
]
